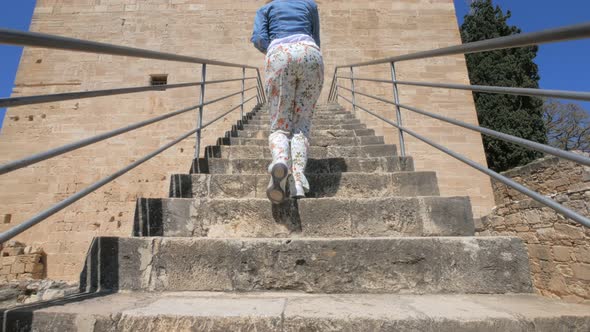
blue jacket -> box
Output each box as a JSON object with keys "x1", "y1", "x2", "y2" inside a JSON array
[{"x1": 251, "y1": 0, "x2": 320, "y2": 53}]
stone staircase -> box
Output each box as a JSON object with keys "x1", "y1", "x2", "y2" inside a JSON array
[{"x1": 4, "y1": 104, "x2": 590, "y2": 331}]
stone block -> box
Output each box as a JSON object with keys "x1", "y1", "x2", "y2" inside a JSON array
[
  {"x1": 572, "y1": 264, "x2": 590, "y2": 281},
  {"x1": 547, "y1": 276, "x2": 568, "y2": 295},
  {"x1": 96, "y1": 237, "x2": 532, "y2": 294},
  {"x1": 4, "y1": 293, "x2": 590, "y2": 332},
  {"x1": 24, "y1": 263, "x2": 35, "y2": 273},
  {"x1": 574, "y1": 247, "x2": 590, "y2": 263},
  {"x1": 18, "y1": 273, "x2": 34, "y2": 281},
  {"x1": 528, "y1": 244, "x2": 551, "y2": 261},
  {"x1": 554, "y1": 224, "x2": 585, "y2": 240},
  {"x1": 11, "y1": 263, "x2": 25, "y2": 275},
  {"x1": 0, "y1": 265, "x2": 10, "y2": 275},
  {"x1": 2, "y1": 247, "x2": 24, "y2": 257},
  {"x1": 552, "y1": 246, "x2": 572, "y2": 262},
  {"x1": 1, "y1": 256, "x2": 16, "y2": 265},
  {"x1": 135, "y1": 196, "x2": 474, "y2": 238},
  {"x1": 205, "y1": 157, "x2": 414, "y2": 174},
  {"x1": 41, "y1": 289, "x2": 65, "y2": 301}
]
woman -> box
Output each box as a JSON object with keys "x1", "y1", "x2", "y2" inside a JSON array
[{"x1": 251, "y1": 0, "x2": 324, "y2": 204}]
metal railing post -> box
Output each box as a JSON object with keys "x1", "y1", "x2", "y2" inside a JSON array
[
  {"x1": 350, "y1": 67, "x2": 357, "y2": 113},
  {"x1": 256, "y1": 74, "x2": 262, "y2": 105},
  {"x1": 255, "y1": 68, "x2": 266, "y2": 105},
  {"x1": 328, "y1": 68, "x2": 338, "y2": 103},
  {"x1": 240, "y1": 67, "x2": 245, "y2": 118},
  {"x1": 255, "y1": 81, "x2": 261, "y2": 106},
  {"x1": 195, "y1": 64, "x2": 207, "y2": 158},
  {"x1": 390, "y1": 62, "x2": 406, "y2": 157}
]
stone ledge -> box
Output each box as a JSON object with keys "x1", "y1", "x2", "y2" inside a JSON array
[{"x1": 4, "y1": 292, "x2": 590, "y2": 331}]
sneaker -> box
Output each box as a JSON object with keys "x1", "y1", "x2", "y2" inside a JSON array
[{"x1": 266, "y1": 163, "x2": 289, "y2": 204}]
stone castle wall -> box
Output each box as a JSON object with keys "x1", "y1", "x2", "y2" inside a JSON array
[
  {"x1": 0, "y1": 241, "x2": 45, "y2": 283},
  {"x1": 0, "y1": 0, "x2": 494, "y2": 281},
  {"x1": 478, "y1": 155, "x2": 590, "y2": 303}
]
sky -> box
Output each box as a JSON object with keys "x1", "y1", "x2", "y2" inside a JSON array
[
  {"x1": 0, "y1": 0, "x2": 589, "y2": 131},
  {"x1": 454, "y1": 0, "x2": 590, "y2": 110},
  {"x1": 0, "y1": 0, "x2": 36, "y2": 132}
]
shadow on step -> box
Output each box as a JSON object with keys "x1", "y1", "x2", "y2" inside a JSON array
[
  {"x1": 272, "y1": 198, "x2": 302, "y2": 232},
  {"x1": 0, "y1": 237, "x2": 119, "y2": 331},
  {"x1": 133, "y1": 198, "x2": 163, "y2": 236},
  {"x1": 0, "y1": 291, "x2": 114, "y2": 331},
  {"x1": 180, "y1": 162, "x2": 347, "y2": 199}
]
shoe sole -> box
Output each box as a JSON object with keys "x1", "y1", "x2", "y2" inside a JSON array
[{"x1": 266, "y1": 163, "x2": 289, "y2": 204}]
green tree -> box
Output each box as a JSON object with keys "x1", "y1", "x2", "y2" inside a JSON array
[{"x1": 460, "y1": 0, "x2": 547, "y2": 172}]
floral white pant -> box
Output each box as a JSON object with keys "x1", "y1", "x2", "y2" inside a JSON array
[{"x1": 265, "y1": 42, "x2": 324, "y2": 196}]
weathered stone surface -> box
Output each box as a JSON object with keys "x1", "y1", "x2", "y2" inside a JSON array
[
  {"x1": 0, "y1": 279, "x2": 78, "y2": 309},
  {"x1": 242, "y1": 123, "x2": 367, "y2": 131},
  {"x1": 135, "y1": 196, "x2": 473, "y2": 238},
  {"x1": 235, "y1": 128, "x2": 376, "y2": 139},
  {"x1": 0, "y1": 242, "x2": 45, "y2": 283},
  {"x1": 206, "y1": 144, "x2": 397, "y2": 159},
  {"x1": 252, "y1": 113, "x2": 355, "y2": 121},
  {"x1": 481, "y1": 154, "x2": 590, "y2": 302},
  {"x1": 1, "y1": 0, "x2": 496, "y2": 282},
  {"x1": 170, "y1": 172, "x2": 438, "y2": 199},
  {"x1": 88, "y1": 237, "x2": 531, "y2": 294},
  {"x1": 246, "y1": 118, "x2": 363, "y2": 126},
  {"x1": 227, "y1": 135, "x2": 386, "y2": 147},
  {"x1": 203, "y1": 156, "x2": 414, "y2": 174},
  {"x1": 10, "y1": 292, "x2": 589, "y2": 332}
]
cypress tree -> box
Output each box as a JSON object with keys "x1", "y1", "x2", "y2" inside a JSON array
[{"x1": 460, "y1": 0, "x2": 547, "y2": 172}]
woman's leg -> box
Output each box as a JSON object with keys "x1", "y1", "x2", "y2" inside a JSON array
[
  {"x1": 265, "y1": 46, "x2": 297, "y2": 203},
  {"x1": 266, "y1": 46, "x2": 297, "y2": 167},
  {"x1": 290, "y1": 45, "x2": 324, "y2": 196}
]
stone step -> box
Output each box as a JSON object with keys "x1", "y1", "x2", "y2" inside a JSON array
[
  {"x1": 81, "y1": 236, "x2": 532, "y2": 294},
  {"x1": 241, "y1": 123, "x2": 367, "y2": 131},
  {"x1": 198, "y1": 156, "x2": 414, "y2": 174},
  {"x1": 252, "y1": 113, "x2": 355, "y2": 121},
  {"x1": 251, "y1": 110, "x2": 352, "y2": 116},
  {"x1": 11, "y1": 292, "x2": 590, "y2": 331},
  {"x1": 134, "y1": 196, "x2": 472, "y2": 238},
  {"x1": 253, "y1": 108, "x2": 347, "y2": 115},
  {"x1": 224, "y1": 135, "x2": 385, "y2": 147},
  {"x1": 204, "y1": 144, "x2": 397, "y2": 159},
  {"x1": 233, "y1": 128, "x2": 376, "y2": 139},
  {"x1": 245, "y1": 118, "x2": 362, "y2": 126},
  {"x1": 258, "y1": 104, "x2": 343, "y2": 110},
  {"x1": 169, "y1": 172, "x2": 440, "y2": 199},
  {"x1": 259, "y1": 104, "x2": 342, "y2": 110}
]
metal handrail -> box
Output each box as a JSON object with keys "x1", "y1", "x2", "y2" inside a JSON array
[
  {"x1": 394, "y1": 80, "x2": 590, "y2": 102},
  {"x1": 0, "y1": 28, "x2": 268, "y2": 244},
  {"x1": 337, "y1": 77, "x2": 590, "y2": 102},
  {"x1": 338, "y1": 95, "x2": 590, "y2": 228},
  {"x1": 0, "y1": 97, "x2": 256, "y2": 243},
  {"x1": 0, "y1": 28, "x2": 256, "y2": 69},
  {"x1": 0, "y1": 87, "x2": 256, "y2": 175},
  {"x1": 0, "y1": 77, "x2": 257, "y2": 108},
  {"x1": 395, "y1": 102, "x2": 590, "y2": 167},
  {"x1": 328, "y1": 22, "x2": 590, "y2": 229},
  {"x1": 339, "y1": 83, "x2": 590, "y2": 167},
  {"x1": 337, "y1": 76, "x2": 392, "y2": 84},
  {"x1": 338, "y1": 22, "x2": 590, "y2": 68}
]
